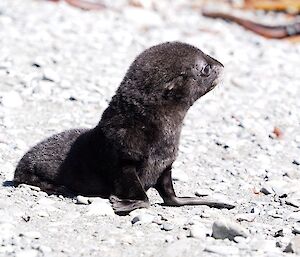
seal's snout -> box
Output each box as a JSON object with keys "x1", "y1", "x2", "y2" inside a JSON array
[{"x1": 206, "y1": 54, "x2": 224, "y2": 68}]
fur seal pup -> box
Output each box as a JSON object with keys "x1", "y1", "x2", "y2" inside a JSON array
[{"x1": 14, "y1": 42, "x2": 234, "y2": 214}]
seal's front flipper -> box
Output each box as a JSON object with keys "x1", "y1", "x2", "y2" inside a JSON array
[
  {"x1": 163, "y1": 196, "x2": 235, "y2": 209},
  {"x1": 111, "y1": 163, "x2": 149, "y2": 215},
  {"x1": 155, "y1": 167, "x2": 235, "y2": 210},
  {"x1": 110, "y1": 195, "x2": 150, "y2": 215}
]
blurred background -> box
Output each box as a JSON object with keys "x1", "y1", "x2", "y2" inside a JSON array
[{"x1": 0, "y1": 0, "x2": 300, "y2": 256}]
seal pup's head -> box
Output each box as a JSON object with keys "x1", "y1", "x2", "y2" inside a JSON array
[{"x1": 117, "y1": 41, "x2": 223, "y2": 109}]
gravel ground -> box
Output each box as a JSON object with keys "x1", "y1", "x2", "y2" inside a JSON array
[{"x1": 0, "y1": 0, "x2": 300, "y2": 256}]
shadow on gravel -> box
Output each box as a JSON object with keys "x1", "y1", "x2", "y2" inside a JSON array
[
  {"x1": 2, "y1": 179, "x2": 76, "y2": 198},
  {"x1": 2, "y1": 180, "x2": 14, "y2": 187}
]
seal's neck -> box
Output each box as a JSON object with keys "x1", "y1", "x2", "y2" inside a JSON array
[{"x1": 98, "y1": 91, "x2": 189, "y2": 133}]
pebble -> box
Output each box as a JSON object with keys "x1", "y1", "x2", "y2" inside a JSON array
[
  {"x1": 267, "y1": 210, "x2": 283, "y2": 219},
  {"x1": 172, "y1": 170, "x2": 188, "y2": 182},
  {"x1": 189, "y1": 224, "x2": 207, "y2": 239},
  {"x1": 235, "y1": 213, "x2": 256, "y2": 222},
  {"x1": 249, "y1": 238, "x2": 278, "y2": 253},
  {"x1": 37, "y1": 197, "x2": 55, "y2": 206},
  {"x1": 76, "y1": 195, "x2": 90, "y2": 205},
  {"x1": 43, "y1": 68, "x2": 60, "y2": 82},
  {"x1": 18, "y1": 184, "x2": 41, "y2": 192},
  {"x1": 19, "y1": 231, "x2": 41, "y2": 239},
  {"x1": 37, "y1": 210, "x2": 49, "y2": 218},
  {"x1": 164, "y1": 239, "x2": 194, "y2": 257},
  {"x1": 86, "y1": 198, "x2": 114, "y2": 216},
  {"x1": 212, "y1": 219, "x2": 249, "y2": 240},
  {"x1": 260, "y1": 180, "x2": 289, "y2": 197},
  {"x1": 286, "y1": 198, "x2": 300, "y2": 208},
  {"x1": 284, "y1": 235, "x2": 300, "y2": 254},
  {"x1": 195, "y1": 189, "x2": 211, "y2": 197},
  {"x1": 1, "y1": 91, "x2": 23, "y2": 108},
  {"x1": 161, "y1": 223, "x2": 174, "y2": 231},
  {"x1": 204, "y1": 245, "x2": 239, "y2": 255},
  {"x1": 131, "y1": 213, "x2": 154, "y2": 224},
  {"x1": 16, "y1": 250, "x2": 38, "y2": 257},
  {"x1": 287, "y1": 212, "x2": 300, "y2": 221},
  {"x1": 38, "y1": 245, "x2": 52, "y2": 253},
  {"x1": 293, "y1": 223, "x2": 300, "y2": 234}
]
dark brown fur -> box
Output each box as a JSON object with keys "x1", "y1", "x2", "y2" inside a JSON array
[{"x1": 14, "y1": 42, "x2": 234, "y2": 214}]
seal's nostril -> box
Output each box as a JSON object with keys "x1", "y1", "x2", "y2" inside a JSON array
[{"x1": 206, "y1": 54, "x2": 224, "y2": 68}]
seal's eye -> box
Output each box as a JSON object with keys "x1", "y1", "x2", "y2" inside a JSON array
[{"x1": 201, "y1": 64, "x2": 211, "y2": 77}]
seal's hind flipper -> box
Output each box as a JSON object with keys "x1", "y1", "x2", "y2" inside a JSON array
[{"x1": 109, "y1": 195, "x2": 149, "y2": 215}]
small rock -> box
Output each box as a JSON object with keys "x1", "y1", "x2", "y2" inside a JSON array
[
  {"x1": 18, "y1": 184, "x2": 41, "y2": 192},
  {"x1": 162, "y1": 223, "x2": 174, "y2": 231},
  {"x1": 0, "y1": 222, "x2": 15, "y2": 240},
  {"x1": 21, "y1": 215, "x2": 30, "y2": 222},
  {"x1": 284, "y1": 235, "x2": 300, "y2": 254},
  {"x1": 204, "y1": 245, "x2": 239, "y2": 255},
  {"x1": 60, "y1": 79, "x2": 72, "y2": 89},
  {"x1": 76, "y1": 195, "x2": 90, "y2": 205},
  {"x1": 286, "y1": 198, "x2": 300, "y2": 208},
  {"x1": 249, "y1": 238, "x2": 278, "y2": 252},
  {"x1": 293, "y1": 223, "x2": 300, "y2": 234},
  {"x1": 267, "y1": 210, "x2": 283, "y2": 219},
  {"x1": 212, "y1": 219, "x2": 249, "y2": 240},
  {"x1": 37, "y1": 198, "x2": 54, "y2": 205},
  {"x1": 273, "y1": 229, "x2": 284, "y2": 237},
  {"x1": 164, "y1": 239, "x2": 193, "y2": 257},
  {"x1": 172, "y1": 170, "x2": 188, "y2": 182},
  {"x1": 86, "y1": 198, "x2": 114, "y2": 216},
  {"x1": 195, "y1": 189, "x2": 211, "y2": 197},
  {"x1": 35, "y1": 80, "x2": 53, "y2": 95},
  {"x1": 292, "y1": 160, "x2": 300, "y2": 166},
  {"x1": 20, "y1": 231, "x2": 41, "y2": 239},
  {"x1": 235, "y1": 213, "x2": 256, "y2": 222},
  {"x1": 261, "y1": 180, "x2": 289, "y2": 197},
  {"x1": 37, "y1": 210, "x2": 49, "y2": 218},
  {"x1": 1, "y1": 91, "x2": 23, "y2": 108},
  {"x1": 37, "y1": 245, "x2": 52, "y2": 253},
  {"x1": 189, "y1": 224, "x2": 207, "y2": 239},
  {"x1": 287, "y1": 212, "x2": 300, "y2": 221},
  {"x1": 43, "y1": 68, "x2": 60, "y2": 82},
  {"x1": 131, "y1": 213, "x2": 154, "y2": 224},
  {"x1": 16, "y1": 250, "x2": 38, "y2": 257}
]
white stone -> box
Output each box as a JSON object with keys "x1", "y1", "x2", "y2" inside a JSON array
[
  {"x1": 43, "y1": 68, "x2": 60, "y2": 82},
  {"x1": 189, "y1": 224, "x2": 207, "y2": 239},
  {"x1": 132, "y1": 213, "x2": 154, "y2": 224},
  {"x1": 212, "y1": 219, "x2": 249, "y2": 240},
  {"x1": 1, "y1": 91, "x2": 23, "y2": 108},
  {"x1": 204, "y1": 245, "x2": 239, "y2": 255},
  {"x1": 16, "y1": 250, "x2": 38, "y2": 257},
  {"x1": 76, "y1": 195, "x2": 90, "y2": 205},
  {"x1": 20, "y1": 231, "x2": 41, "y2": 239},
  {"x1": 86, "y1": 199, "x2": 114, "y2": 216},
  {"x1": 37, "y1": 197, "x2": 55, "y2": 205},
  {"x1": 172, "y1": 170, "x2": 188, "y2": 182},
  {"x1": 284, "y1": 236, "x2": 300, "y2": 254}
]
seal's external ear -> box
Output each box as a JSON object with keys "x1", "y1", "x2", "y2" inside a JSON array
[
  {"x1": 163, "y1": 76, "x2": 186, "y2": 100},
  {"x1": 164, "y1": 75, "x2": 186, "y2": 91}
]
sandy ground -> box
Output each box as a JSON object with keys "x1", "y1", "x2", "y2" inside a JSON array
[{"x1": 0, "y1": 0, "x2": 300, "y2": 256}]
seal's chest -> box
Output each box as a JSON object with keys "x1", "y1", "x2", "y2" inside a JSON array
[{"x1": 140, "y1": 144, "x2": 177, "y2": 190}]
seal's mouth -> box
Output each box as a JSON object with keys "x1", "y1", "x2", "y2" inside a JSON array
[
  {"x1": 209, "y1": 75, "x2": 222, "y2": 91},
  {"x1": 210, "y1": 67, "x2": 224, "y2": 90}
]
